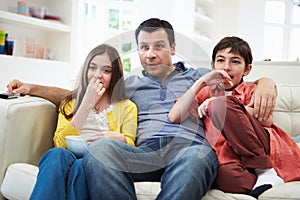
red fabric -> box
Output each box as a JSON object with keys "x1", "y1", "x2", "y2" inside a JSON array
[{"x1": 193, "y1": 82, "x2": 300, "y2": 182}]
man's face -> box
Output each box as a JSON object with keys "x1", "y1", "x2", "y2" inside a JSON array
[{"x1": 137, "y1": 29, "x2": 176, "y2": 81}]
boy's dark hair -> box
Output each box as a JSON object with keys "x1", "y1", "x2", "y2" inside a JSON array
[
  {"x1": 212, "y1": 36, "x2": 253, "y2": 66},
  {"x1": 135, "y1": 18, "x2": 175, "y2": 46}
]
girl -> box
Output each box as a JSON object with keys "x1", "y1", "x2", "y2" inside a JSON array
[
  {"x1": 169, "y1": 36, "x2": 300, "y2": 198},
  {"x1": 30, "y1": 44, "x2": 137, "y2": 200}
]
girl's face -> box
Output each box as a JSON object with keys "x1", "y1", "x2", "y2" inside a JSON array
[
  {"x1": 87, "y1": 53, "x2": 112, "y2": 90},
  {"x1": 213, "y1": 47, "x2": 251, "y2": 90}
]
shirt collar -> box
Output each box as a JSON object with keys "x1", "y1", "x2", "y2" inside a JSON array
[{"x1": 142, "y1": 61, "x2": 188, "y2": 78}]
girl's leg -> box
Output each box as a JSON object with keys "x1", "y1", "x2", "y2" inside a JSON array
[
  {"x1": 67, "y1": 158, "x2": 89, "y2": 200},
  {"x1": 30, "y1": 148, "x2": 77, "y2": 200}
]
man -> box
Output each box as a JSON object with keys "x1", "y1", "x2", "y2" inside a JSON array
[
  {"x1": 7, "y1": 18, "x2": 277, "y2": 199},
  {"x1": 82, "y1": 18, "x2": 277, "y2": 200}
]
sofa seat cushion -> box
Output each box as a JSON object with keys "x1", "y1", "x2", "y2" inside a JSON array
[
  {"x1": 2, "y1": 162, "x2": 300, "y2": 200},
  {"x1": 1, "y1": 163, "x2": 161, "y2": 200},
  {"x1": 202, "y1": 189, "x2": 256, "y2": 200},
  {"x1": 258, "y1": 181, "x2": 300, "y2": 200},
  {"x1": 1, "y1": 163, "x2": 37, "y2": 200}
]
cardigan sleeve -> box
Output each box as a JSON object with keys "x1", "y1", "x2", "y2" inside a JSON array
[
  {"x1": 53, "y1": 100, "x2": 80, "y2": 148},
  {"x1": 110, "y1": 99, "x2": 137, "y2": 146},
  {"x1": 122, "y1": 100, "x2": 137, "y2": 146}
]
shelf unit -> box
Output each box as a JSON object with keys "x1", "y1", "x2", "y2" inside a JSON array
[
  {"x1": 193, "y1": 0, "x2": 216, "y2": 56},
  {"x1": 0, "y1": 0, "x2": 75, "y2": 63},
  {"x1": 0, "y1": 0, "x2": 78, "y2": 91},
  {"x1": 0, "y1": 10, "x2": 71, "y2": 33}
]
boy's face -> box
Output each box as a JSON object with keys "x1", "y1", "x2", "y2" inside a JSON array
[
  {"x1": 137, "y1": 29, "x2": 176, "y2": 81},
  {"x1": 212, "y1": 47, "x2": 251, "y2": 90}
]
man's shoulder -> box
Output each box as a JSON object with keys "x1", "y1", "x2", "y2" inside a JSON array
[
  {"x1": 179, "y1": 65, "x2": 211, "y2": 79},
  {"x1": 191, "y1": 66, "x2": 211, "y2": 75},
  {"x1": 125, "y1": 74, "x2": 145, "y2": 84}
]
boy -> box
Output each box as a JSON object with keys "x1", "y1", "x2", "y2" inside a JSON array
[{"x1": 169, "y1": 36, "x2": 300, "y2": 198}]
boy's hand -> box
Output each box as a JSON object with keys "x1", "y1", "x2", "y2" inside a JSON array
[
  {"x1": 198, "y1": 97, "x2": 216, "y2": 118},
  {"x1": 202, "y1": 70, "x2": 231, "y2": 86}
]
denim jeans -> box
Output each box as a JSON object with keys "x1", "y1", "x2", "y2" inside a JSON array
[
  {"x1": 84, "y1": 137, "x2": 218, "y2": 200},
  {"x1": 30, "y1": 148, "x2": 89, "y2": 200}
]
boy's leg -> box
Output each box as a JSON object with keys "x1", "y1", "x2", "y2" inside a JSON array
[
  {"x1": 215, "y1": 162, "x2": 256, "y2": 194},
  {"x1": 209, "y1": 96, "x2": 283, "y2": 196},
  {"x1": 209, "y1": 96, "x2": 272, "y2": 168}
]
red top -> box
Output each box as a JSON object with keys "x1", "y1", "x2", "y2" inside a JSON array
[{"x1": 191, "y1": 82, "x2": 300, "y2": 182}]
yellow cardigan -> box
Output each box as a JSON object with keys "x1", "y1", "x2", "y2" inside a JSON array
[{"x1": 53, "y1": 99, "x2": 137, "y2": 148}]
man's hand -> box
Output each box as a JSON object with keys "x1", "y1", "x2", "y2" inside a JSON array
[
  {"x1": 7, "y1": 79, "x2": 70, "y2": 106},
  {"x1": 7, "y1": 79, "x2": 31, "y2": 95},
  {"x1": 247, "y1": 78, "x2": 277, "y2": 122}
]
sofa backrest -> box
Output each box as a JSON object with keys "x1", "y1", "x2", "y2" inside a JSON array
[{"x1": 274, "y1": 85, "x2": 300, "y2": 137}]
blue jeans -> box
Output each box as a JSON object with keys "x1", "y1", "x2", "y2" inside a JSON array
[
  {"x1": 84, "y1": 137, "x2": 218, "y2": 200},
  {"x1": 30, "y1": 148, "x2": 89, "y2": 200}
]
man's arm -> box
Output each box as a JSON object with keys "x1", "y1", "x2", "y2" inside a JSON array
[
  {"x1": 247, "y1": 78, "x2": 277, "y2": 122},
  {"x1": 7, "y1": 79, "x2": 70, "y2": 106}
]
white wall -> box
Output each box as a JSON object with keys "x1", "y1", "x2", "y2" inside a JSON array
[
  {"x1": 1, "y1": 0, "x2": 299, "y2": 92},
  {"x1": 245, "y1": 62, "x2": 300, "y2": 85},
  {"x1": 0, "y1": 55, "x2": 75, "y2": 91}
]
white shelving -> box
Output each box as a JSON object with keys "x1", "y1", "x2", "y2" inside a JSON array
[
  {"x1": 0, "y1": 10, "x2": 71, "y2": 33},
  {"x1": 0, "y1": 0, "x2": 76, "y2": 62},
  {"x1": 0, "y1": 0, "x2": 78, "y2": 91},
  {"x1": 192, "y1": 0, "x2": 217, "y2": 58}
]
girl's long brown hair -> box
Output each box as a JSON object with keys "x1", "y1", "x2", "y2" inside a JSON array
[{"x1": 59, "y1": 44, "x2": 125, "y2": 119}]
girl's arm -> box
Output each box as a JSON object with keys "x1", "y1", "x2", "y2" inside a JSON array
[
  {"x1": 53, "y1": 101, "x2": 79, "y2": 148},
  {"x1": 71, "y1": 77, "x2": 106, "y2": 130}
]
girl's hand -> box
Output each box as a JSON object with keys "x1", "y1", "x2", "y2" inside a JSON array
[
  {"x1": 198, "y1": 97, "x2": 216, "y2": 118},
  {"x1": 81, "y1": 76, "x2": 106, "y2": 110},
  {"x1": 85, "y1": 131, "x2": 127, "y2": 144}
]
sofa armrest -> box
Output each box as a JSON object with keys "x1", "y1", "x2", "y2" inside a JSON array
[{"x1": 0, "y1": 96, "x2": 57, "y2": 188}]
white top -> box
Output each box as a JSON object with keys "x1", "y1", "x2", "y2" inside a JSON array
[{"x1": 80, "y1": 105, "x2": 113, "y2": 138}]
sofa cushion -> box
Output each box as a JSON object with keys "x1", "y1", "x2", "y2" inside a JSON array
[
  {"x1": 1, "y1": 163, "x2": 161, "y2": 200},
  {"x1": 1, "y1": 163, "x2": 37, "y2": 200},
  {"x1": 202, "y1": 189, "x2": 256, "y2": 200},
  {"x1": 258, "y1": 181, "x2": 300, "y2": 200},
  {"x1": 274, "y1": 85, "x2": 300, "y2": 137}
]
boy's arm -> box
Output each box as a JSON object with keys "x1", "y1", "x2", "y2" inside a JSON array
[
  {"x1": 168, "y1": 77, "x2": 206, "y2": 123},
  {"x1": 247, "y1": 78, "x2": 277, "y2": 122},
  {"x1": 169, "y1": 70, "x2": 231, "y2": 123},
  {"x1": 7, "y1": 79, "x2": 70, "y2": 106}
]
